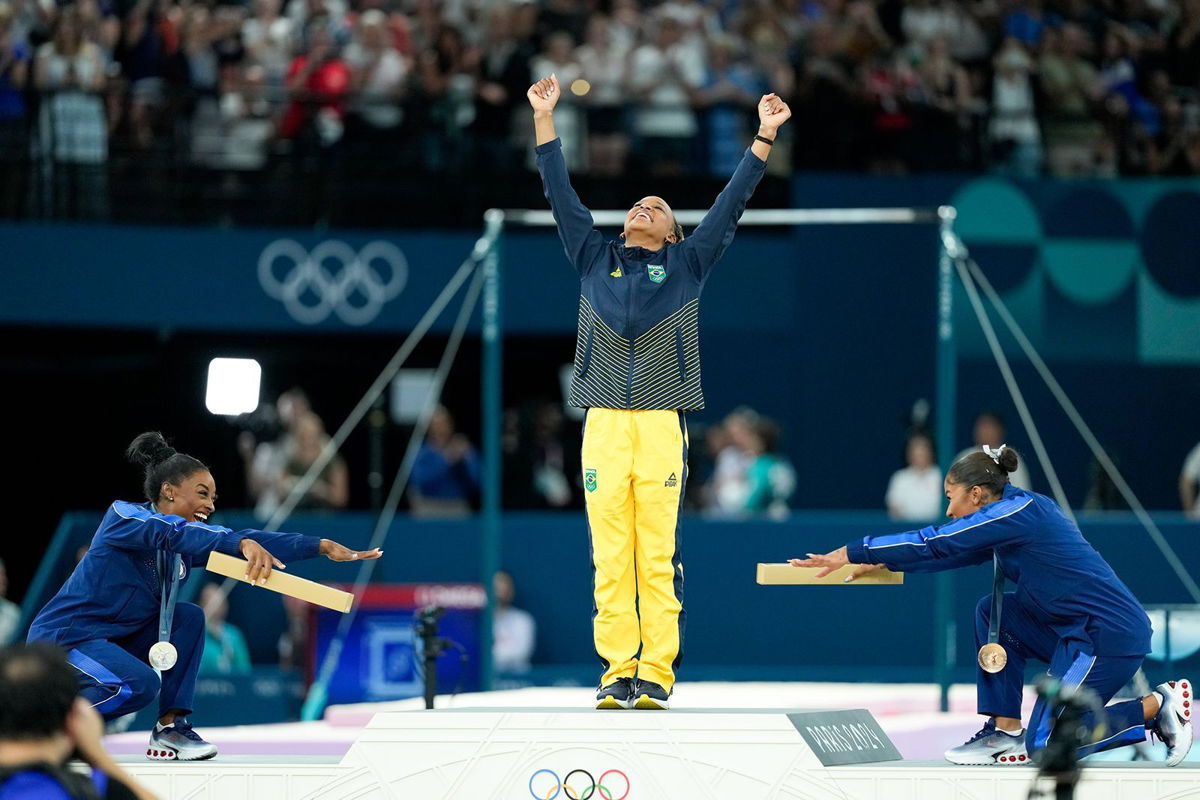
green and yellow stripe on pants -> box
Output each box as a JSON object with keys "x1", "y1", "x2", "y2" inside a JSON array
[{"x1": 583, "y1": 408, "x2": 687, "y2": 691}]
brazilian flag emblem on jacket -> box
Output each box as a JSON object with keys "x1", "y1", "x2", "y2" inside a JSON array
[
  {"x1": 584, "y1": 469, "x2": 598, "y2": 492},
  {"x1": 647, "y1": 264, "x2": 666, "y2": 284}
]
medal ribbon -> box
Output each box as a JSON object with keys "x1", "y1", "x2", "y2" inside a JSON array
[
  {"x1": 987, "y1": 552, "x2": 1004, "y2": 646},
  {"x1": 157, "y1": 550, "x2": 183, "y2": 645}
]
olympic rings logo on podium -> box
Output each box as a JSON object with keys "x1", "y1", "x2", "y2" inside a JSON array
[
  {"x1": 528, "y1": 768, "x2": 630, "y2": 800},
  {"x1": 258, "y1": 239, "x2": 408, "y2": 326}
]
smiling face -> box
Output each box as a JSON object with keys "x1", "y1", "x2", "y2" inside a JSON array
[
  {"x1": 160, "y1": 469, "x2": 218, "y2": 523},
  {"x1": 623, "y1": 196, "x2": 678, "y2": 247}
]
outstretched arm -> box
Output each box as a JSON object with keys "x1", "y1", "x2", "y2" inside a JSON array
[
  {"x1": 684, "y1": 94, "x2": 792, "y2": 280},
  {"x1": 530, "y1": 74, "x2": 604, "y2": 276}
]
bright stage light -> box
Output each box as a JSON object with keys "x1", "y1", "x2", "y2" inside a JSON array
[{"x1": 205, "y1": 358, "x2": 262, "y2": 415}]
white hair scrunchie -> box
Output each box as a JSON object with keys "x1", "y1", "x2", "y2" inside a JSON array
[{"x1": 982, "y1": 444, "x2": 1007, "y2": 465}]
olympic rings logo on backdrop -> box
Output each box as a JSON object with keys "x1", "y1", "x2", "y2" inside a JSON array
[
  {"x1": 528, "y1": 768, "x2": 630, "y2": 800},
  {"x1": 258, "y1": 239, "x2": 408, "y2": 326}
]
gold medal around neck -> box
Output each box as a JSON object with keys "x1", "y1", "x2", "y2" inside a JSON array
[
  {"x1": 977, "y1": 642, "x2": 1008, "y2": 674},
  {"x1": 149, "y1": 641, "x2": 178, "y2": 671}
]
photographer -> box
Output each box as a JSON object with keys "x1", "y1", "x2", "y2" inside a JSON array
[{"x1": 0, "y1": 642, "x2": 155, "y2": 800}]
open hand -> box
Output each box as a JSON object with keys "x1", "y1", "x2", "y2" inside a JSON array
[
  {"x1": 240, "y1": 538, "x2": 286, "y2": 584},
  {"x1": 527, "y1": 74, "x2": 560, "y2": 113},
  {"x1": 787, "y1": 546, "x2": 850, "y2": 578},
  {"x1": 757, "y1": 93, "x2": 792, "y2": 134},
  {"x1": 320, "y1": 539, "x2": 383, "y2": 562}
]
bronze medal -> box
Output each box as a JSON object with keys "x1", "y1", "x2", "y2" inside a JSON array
[{"x1": 977, "y1": 642, "x2": 1007, "y2": 673}]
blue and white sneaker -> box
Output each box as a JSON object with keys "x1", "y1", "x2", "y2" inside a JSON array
[
  {"x1": 595, "y1": 677, "x2": 635, "y2": 710},
  {"x1": 147, "y1": 718, "x2": 218, "y2": 761},
  {"x1": 944, "y1": 720, "x2": 1029, "y2": 765},
  {"x1": 1150, "y1": 678, "x2": 1193, "y2": 767},
  {"x1": 632, "y1": 679, "x2": 671, "y2": 710}
]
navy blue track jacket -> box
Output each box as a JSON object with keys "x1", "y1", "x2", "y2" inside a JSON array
[
  {"x1": 29, "y1": 501, "x2": 321, "y2": 649},
  {"x1": 846, "y1": 485, "x2": 1152, "y2": 657},
  {"x1": 535, "y1": 137, "x2": 766, "y2": 411}
]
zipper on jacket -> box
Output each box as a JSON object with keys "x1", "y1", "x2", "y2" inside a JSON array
[{"x1": 624, "y1": 261, "x2": 635, "y2": 407}]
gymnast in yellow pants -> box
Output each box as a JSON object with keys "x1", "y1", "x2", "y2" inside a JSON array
[{"x1": 528, "y1": 74, "x2": 792, "y2": 709}]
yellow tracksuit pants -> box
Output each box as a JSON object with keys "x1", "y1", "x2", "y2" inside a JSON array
[{"x1": 582, "y1": 408, "x2": 687, "y2": 692}]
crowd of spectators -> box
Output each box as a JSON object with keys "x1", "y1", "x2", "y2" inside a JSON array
[{"x1": 3, "y1": 0, "x2": 1200, "y2": 219}]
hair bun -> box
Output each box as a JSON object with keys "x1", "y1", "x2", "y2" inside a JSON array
[
  {"x1": 125, "y1": 431, "x2": 177, "y2": 469},
  {"x1": 996, "y1": 445, "x2": 1020, "y2": 474}
]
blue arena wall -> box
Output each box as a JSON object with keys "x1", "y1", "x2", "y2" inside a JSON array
[{"x1": 24, "y1": 511, "x2": 1200, "y2": 686}]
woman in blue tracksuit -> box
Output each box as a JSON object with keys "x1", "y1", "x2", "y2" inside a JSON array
[
  {"x1": 791, "y1": 446, "x2": 1193, "y2": 767},
  {"x1": 28, "y1": 432, "x2": 381, "y2": 761}
]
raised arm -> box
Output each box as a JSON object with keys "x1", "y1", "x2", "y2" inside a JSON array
[
  {"x1": 683, "y1": 94, "x2": 791, "y2": 281},
  {"x1": 530, "y1": 74, "x2": 605, "y2": 277}
]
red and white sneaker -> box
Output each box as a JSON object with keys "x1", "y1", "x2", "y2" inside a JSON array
[
  {"x1": 146, "y1": 718, "x2": 218, "y2": 761},
  {"x1": 944, "y1": 720, "x2": 1030, "y2": 765},
  {"x1": 1150, "y1": 679, "x2": 1193, "y2": 768}
]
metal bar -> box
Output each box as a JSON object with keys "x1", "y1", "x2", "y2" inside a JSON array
[
  {"x1": 934, "y1": 206, "x2": 958, "y2": 713},
  {"x1": 501, "y1": 208, "x2": 942, "y2": 227},
  {"x1": 480, "y1": 208, "x2": 505, "y2": 691}
]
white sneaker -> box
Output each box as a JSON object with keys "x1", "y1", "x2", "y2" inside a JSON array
[
  {"x1": 1150, "y1": 679, "x2": 1193, "y2": 767},
  {"x1": 146, "y1": 718, "x2": 218, "y2": 761},
  {"x1": 944, "y1": 721, "x2": 1029, "y2": 765}
]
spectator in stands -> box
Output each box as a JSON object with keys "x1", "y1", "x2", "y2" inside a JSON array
[
  {"x1": 913, "y1": 36, "x2": 973, "y2": 171},
  {"x1": 989, "y1": 36, "x2": 1042, "y2": 177},
  {"x1": 0, "y1": 559, "x2": 17, "y2": 645},
  {"x1": 957, "y1": 411, "x2": 1032, "y2": 490},
  {"x1": 0, "y1": 2, "x2": 29, "y2": 218},
  {"x1": 281, "y1": 13, "x2": 351, "y2": 149},
  {"x1": 410, "y1": 22, "x2": 474, "y2": 172},
  {"x1": 240, "y1": 388, "x2": 314, "y2": 519},
  {"x1": 346, "y1": 9, "x2": 407, "y2": 140},
  {"x1": 740, "y1": 414, "x2": 795, "y2": 518},
  {"x1": 0, "y1": 642, "x2": 155, "y2": 800},
  {"x1": 121, "y1": 0, "x2": 171, "y2": 150},
  {"x1": 574, "y1": 15, "x2": 628, "y2": 175},
  {"x1": 277, "y1": 594, "x2": 309, "y2": 670},
  {"x1": 886, "y1": 430, "x2": 943, "y2": 521},
  {"x1": 410, "y1": 404, "x2": 481, "y2": 516},
  {"x1": 707, "y1": 407, "x2": 756, "y2": 516},
  {"x1": 33, "y1": 6, "x2": 109, "y2": 219},
  {"x1": 1040, "y1": 23, "x2": 1105, "y2": 176},
  {"x1": 493, "y1": 569, "x2": 535, "y2": 674},
  {"x1": 505, "y1": 400, "x2": 580, "y2": 509},
  {"x1": 472, "y1": 6, "x2": 529, "y2": 172},
  {"x1": 696, "y1": 34, "x2": 763, "y2": 176},
  {"x1": 198, "y1": 584, "x2": 251, "y2": 676},
  {"x1": 627, "y1": 14, "x2": 703, "y2": 175},
  {"x1": 1180, "y1": 440, "x2": 1200, "y2": 519},
  {"x1": 241, "y1": 0, "x2": 292, "y2": 86},
  {"x1": 266, "y1": 411, "x2": 350, "y2": 512}
]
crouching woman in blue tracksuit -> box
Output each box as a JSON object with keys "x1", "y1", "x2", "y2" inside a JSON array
[
  {"x1": 790, "y1": 446, "x2": 1193, "y2": 767},
  {"x1": 28, "y1": 432, "x2": 381, "y2": 761}
]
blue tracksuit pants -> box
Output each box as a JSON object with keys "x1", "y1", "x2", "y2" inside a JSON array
[
  {"x1": 66, "y1": 602, "x2": 205, "y2": 721},
  {"x1": 975, "y1": 593, "x2": 1149, "y2": 757}
]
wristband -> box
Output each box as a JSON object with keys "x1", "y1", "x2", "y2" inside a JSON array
[{"x1": 754, "y1": 134, "x2": 774, "y2": 146}]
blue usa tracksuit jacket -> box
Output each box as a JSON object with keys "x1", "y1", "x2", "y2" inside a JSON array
[
  {"x1": 848, "y1": 484, "x2": 1154, "y2": 756},
  {"x1": 29, "y1": 501, "x2": 321, "y2": 720}
]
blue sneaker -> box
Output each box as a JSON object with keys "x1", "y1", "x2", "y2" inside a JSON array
[
  {"x1": 595, "y1": 677, "x2": 635, "y2": 710},
  {"x1": 944, "y1": 720, "x2": 1028, "y2": 765},
  {"x1": 632, "y1": 679, "x2": 670, "y2": 710}
]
